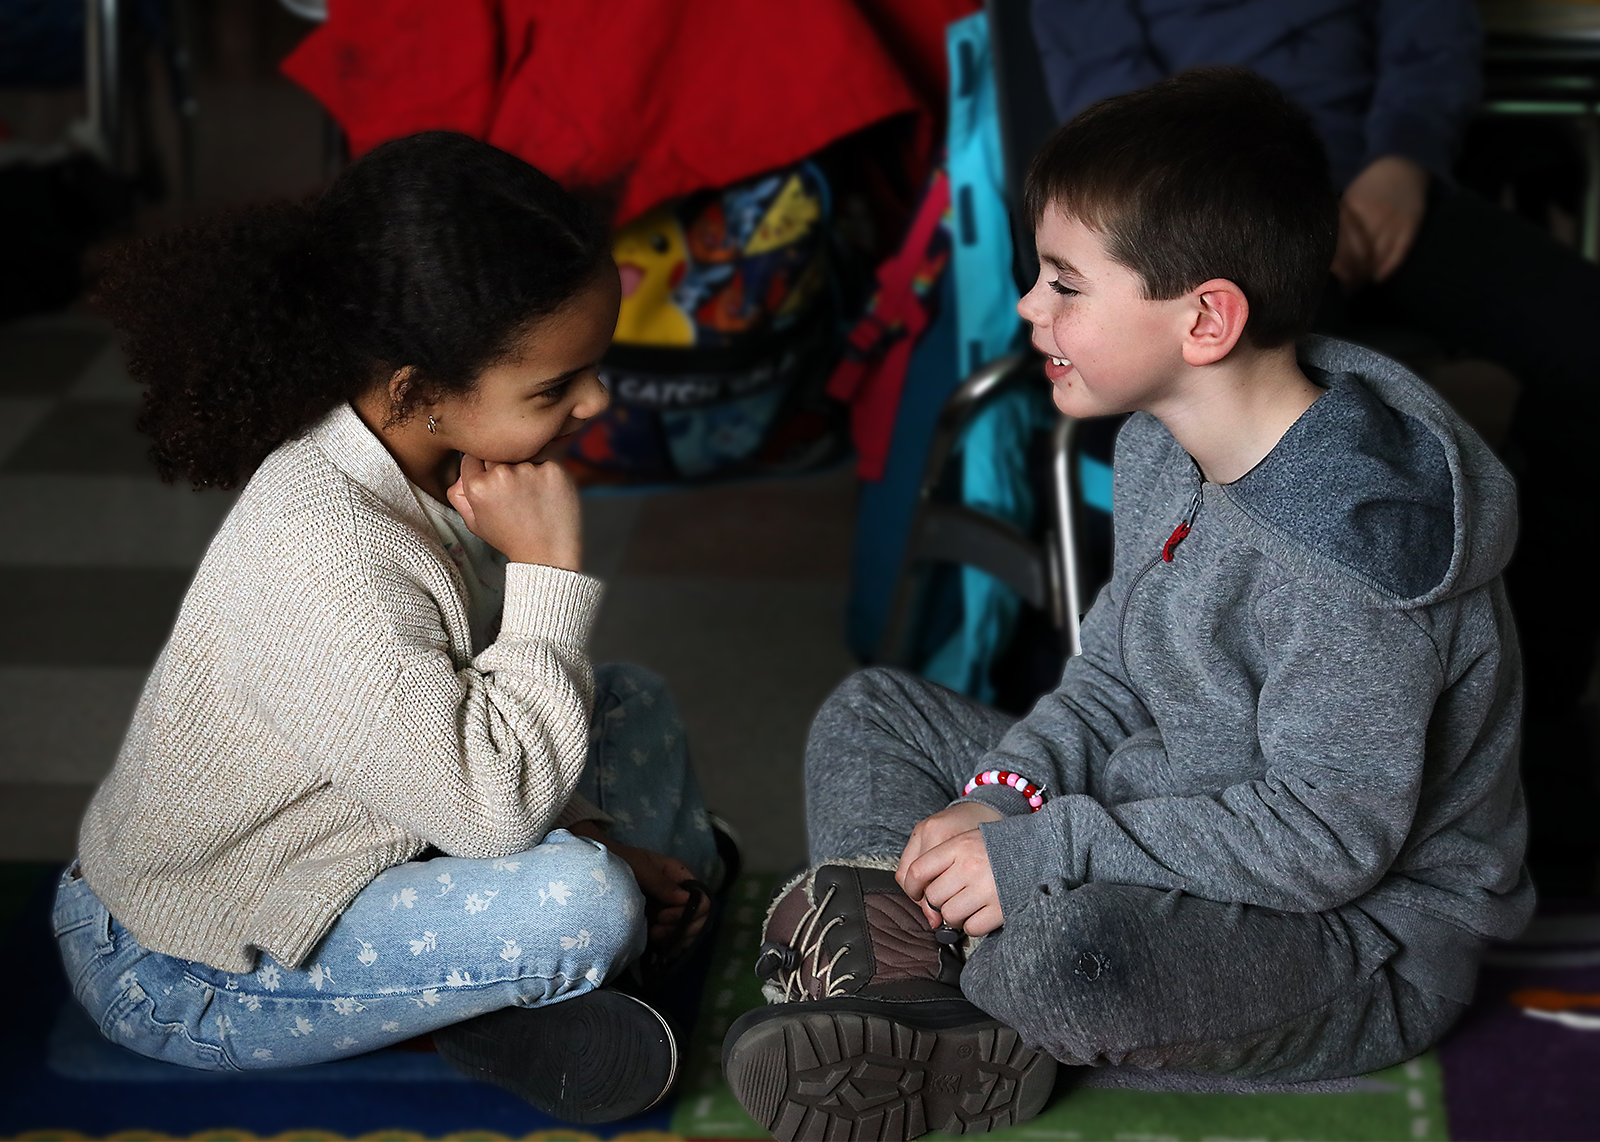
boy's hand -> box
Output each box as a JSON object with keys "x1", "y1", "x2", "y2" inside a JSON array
[
  {"x1": 897, "y1": 801, "x2": 1005, "y2": 937},
  {"x1": 447, "y1": 453, "x2": 582, "y2": 571}
]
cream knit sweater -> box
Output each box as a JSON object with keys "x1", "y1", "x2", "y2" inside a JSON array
[{"x1": 79, "y1": 403, "x2": 607, "y2": 973}]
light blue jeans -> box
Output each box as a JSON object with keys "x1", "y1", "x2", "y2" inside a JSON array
[{"x1": 54, "y1": 664, "x2": 719, "y2": 1072}]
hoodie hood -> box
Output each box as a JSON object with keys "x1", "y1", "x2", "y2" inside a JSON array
[{"x1": 1215, "y1": 336, "x2": 1517, "y2": 607}]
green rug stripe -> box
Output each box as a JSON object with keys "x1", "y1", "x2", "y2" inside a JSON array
[
  {"x1": 672, "y1": 872, "x2": 779, "y2": 1139},
  {"x1": 672, "y1": 873, "x2": 1449, "y2": 1142}
]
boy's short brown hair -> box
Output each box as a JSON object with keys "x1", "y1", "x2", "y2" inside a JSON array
[{"x1": 1024, "y1": 67, "x2": 1338, "y2": 348}]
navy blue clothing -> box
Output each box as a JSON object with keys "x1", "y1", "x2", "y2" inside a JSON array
[{"x1": 1029, "y1": 0, "x2": 1483, "y2": 188}]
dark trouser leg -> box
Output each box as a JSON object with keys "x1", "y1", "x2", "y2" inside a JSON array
[
  {"x1": 1347, "y1": 185, "x2": 1600, "y2": 890},
  {"x1": 804, "y1": 666, "x2": 1017, "y2": 863},
  {"x1": 961, "y1": 882, "x2": 1464, "y2": 1080}
]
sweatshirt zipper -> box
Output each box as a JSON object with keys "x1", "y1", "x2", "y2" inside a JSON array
[{"x1": 1118, "y1": 487, "x2": 1203, "y2": 679}]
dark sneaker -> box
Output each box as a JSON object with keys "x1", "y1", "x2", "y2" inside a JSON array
[
  {"x1": 434, "y1": 988, "x2": 678, "y2": 1123},
  {"x1": 721, "y1": 863, "x2": 1055, "y2": 1139}
]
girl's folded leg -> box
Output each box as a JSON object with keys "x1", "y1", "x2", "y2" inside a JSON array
[
  {"x1": 56, "y1": 833, "x2": 647, "y2": 1071},
  {"x1": 575, "y1": 662, "x2": 720, "y2": 885},
  {"x1": 54, "y1": 863, "x2": 236, "y2": 1072}
]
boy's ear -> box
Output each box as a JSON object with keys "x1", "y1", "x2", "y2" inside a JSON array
[{"x1": 1181, "y1": 279, "x2": 1250, "y2": 367}]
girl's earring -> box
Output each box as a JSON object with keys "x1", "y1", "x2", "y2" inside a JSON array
[{"x1": 427, "y1": 415, "x2": 438, "y2": 435}]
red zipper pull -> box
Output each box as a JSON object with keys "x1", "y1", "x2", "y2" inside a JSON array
[
  {"x1": 1161, "y1": 522, "x2": 1191, "y2": 562},
  {"x1": 1161, "y1": 489, "x2": 1203, "y2": 563}
]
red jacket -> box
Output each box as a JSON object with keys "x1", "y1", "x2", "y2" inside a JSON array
[{"x1": 284, "y1": 0, "x2": 978, "y2": 224}]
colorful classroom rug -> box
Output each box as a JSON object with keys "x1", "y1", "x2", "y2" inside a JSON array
[{"x1": 3, "y1": 864, "x2": 1597, "y2": 1141}]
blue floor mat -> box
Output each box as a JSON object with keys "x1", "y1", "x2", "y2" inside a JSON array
[{"x1": 0, "y1": 863, "x2": 680, "y2": 1140}]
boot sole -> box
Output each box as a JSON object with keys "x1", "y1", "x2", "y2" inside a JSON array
[
  {"x1": 722, "y1": 999, "x2": 1056, "y2": 1140},
  {"x1": 435, "y1": 989, "x2": 677, "y2": 1123}
]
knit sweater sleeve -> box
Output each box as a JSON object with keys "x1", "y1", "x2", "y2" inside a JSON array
[
  {"x1": 329, "y1": 560, "x2": 603, "y2": 858},
  {"x1": 236, "y1": 480, "x2": 606, "y2": 860}
]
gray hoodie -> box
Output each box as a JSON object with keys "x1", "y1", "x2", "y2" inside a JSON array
[{"x1": 974, "y1": 336, "x2": 1534, "y2": 1003}]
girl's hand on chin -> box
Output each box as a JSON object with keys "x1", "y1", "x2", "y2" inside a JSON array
[{"x1": 447, "y1": 453, "x2": 583, "y2": 571}]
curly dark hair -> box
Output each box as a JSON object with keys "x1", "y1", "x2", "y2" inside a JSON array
[{"x1": 95, "y1": 132, "x2": 612, "y2": 488}]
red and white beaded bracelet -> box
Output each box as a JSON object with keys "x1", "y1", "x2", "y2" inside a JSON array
[{"x1": 962, "y1": 769, "x2": 1046, "y2": 811}]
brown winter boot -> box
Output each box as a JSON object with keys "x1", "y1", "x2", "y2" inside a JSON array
[{"x1": 721, "y1": 862, "x2": 1056, "y2": 1140}]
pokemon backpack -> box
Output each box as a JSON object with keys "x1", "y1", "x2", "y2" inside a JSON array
[{"x1": 563, "y1": 162, "x2": 840, "y2": 484}]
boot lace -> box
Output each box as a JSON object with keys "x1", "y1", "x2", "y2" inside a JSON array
[{"x1": 777, "y1": 882, "x2": 856, "y2": 1000}]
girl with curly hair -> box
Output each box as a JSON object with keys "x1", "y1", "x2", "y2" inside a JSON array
[{"x1": 52, "y1": 131, "x2": 728, "y2": 1123}]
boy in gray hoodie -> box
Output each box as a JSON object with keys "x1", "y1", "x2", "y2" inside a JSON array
[{"x1": 722, "y1": 68, "x2": 1533, "y2": 1141}]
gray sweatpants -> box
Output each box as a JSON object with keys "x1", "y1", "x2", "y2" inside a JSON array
[{"x1": 804, "y1": 667, "x2": 1465, "y2": 1082}]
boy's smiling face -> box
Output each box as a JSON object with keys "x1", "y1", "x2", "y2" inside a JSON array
[{"x1": 1018, "y1": 205, "x2": 1191, "y2": 418}]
